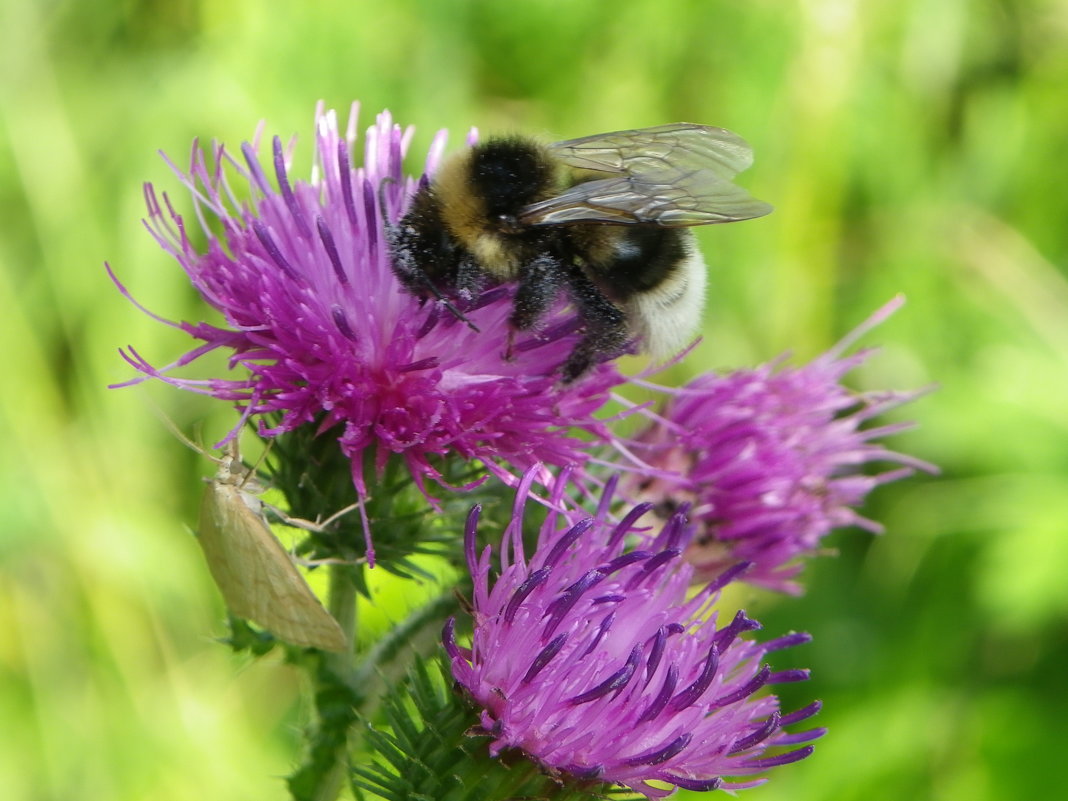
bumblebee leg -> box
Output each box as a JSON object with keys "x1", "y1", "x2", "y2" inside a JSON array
[
  {"x1": 560, "y1": 268, "x2": 628, "y2": 382},
  {"x1": 504, "y1": 252, "x2": 566, "y2": 362},
  {"x1": 511, "y1": 252, "x2": 565, "y2": 331},
  {"x1": 455, "y1": 254, "x2": 487, "y2": 301},
  {"x1": 383, "y1": 222, "x2": 426, "y2": 296},
  {"x1": 402, "y1": 266, "x2": 480, "y2": 332},
  {"x1": 504, "y1": 328, "x2": 516, "y2": 362},
  {"x1": 386, "y1": 218, "x2": 480, "y2": 332}
]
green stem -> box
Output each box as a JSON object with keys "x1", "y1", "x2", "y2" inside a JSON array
[
  {"x1": 309, "y1": 564, "x2": 358, "y2": 801},
  {"x1": 352, "y1": 589, "x2": 459, "y2": 720},
  {"x1": 327, "y1": 562, "x2": 358, "y2": 673}
]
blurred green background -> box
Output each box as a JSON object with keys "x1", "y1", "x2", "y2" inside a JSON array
[{"x1": 2, "y1": 0, "x2": 1066, "y2": 799}]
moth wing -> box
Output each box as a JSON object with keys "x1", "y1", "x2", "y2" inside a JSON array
[
  {"x1": 520, "y1": 123, "x2": 772, "y2": 227},
  {"x1": 198, "y1": 481, "x2": 347, "y2": 652}
]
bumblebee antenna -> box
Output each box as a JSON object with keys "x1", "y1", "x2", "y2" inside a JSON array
[
  {"x1": 377, "y1": 176, "x2": 400, "y2": 227},
  {"x1": 378, "y1": 177, "x2": 480, "y2": 333}
]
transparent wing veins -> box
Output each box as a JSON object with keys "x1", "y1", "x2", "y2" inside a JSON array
[{"x1": 520, "y1": 123, "x2": 772, "y2": 227}]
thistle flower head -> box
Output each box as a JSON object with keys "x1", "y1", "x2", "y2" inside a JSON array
[
  {"x1": 624, "y1": 298, "x2": 935, "y2": 593},
  {"x1": 444, "y1": 471, "x2": 823, "y2": 798},
  {"x1": 110, "y1": 104, "x2": 625, "y2": 559}
]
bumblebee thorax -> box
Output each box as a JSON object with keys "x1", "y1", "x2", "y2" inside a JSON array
[
  {"x1": 468, "y1": 139, "x2": 556, "y2": 213},
  {"x1": 429, "y1": 138, "x2": 562, "y2": 280},
  {"x1": 434, "y1": 138, "x2": 559, "y2": 245}
]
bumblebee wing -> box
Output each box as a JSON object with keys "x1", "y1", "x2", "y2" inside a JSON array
[
  {"x1": 519, "y1": 171, "x2": 772, "y2": 226},
  {"x1": 548, "y1": 123, "x2": 757, "y2": 179},
  {"x1": 520, "y1": 123, "x2": 772, "y2": 227}
]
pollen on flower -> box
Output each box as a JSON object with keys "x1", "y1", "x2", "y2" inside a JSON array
[
  {"x1": 622, "y1": 297, "x2": 937, "y2": 594},
  {"x1": 109, "y1": 103, "x2": 627, "y2": 561},
  {"x1": 443, "y1": 470, "x2": 823, "y2": 799}
]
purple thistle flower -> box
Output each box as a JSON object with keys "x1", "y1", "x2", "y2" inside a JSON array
[
  {"x1": 623, "y1": 297, "x2": 936, "y2": 594},
  {"x1": 443, "y1": 471, "x2": 823, "y2": 798},
  {"x1": 109, "y1": 103, "x2": 626, "y2": 560}
]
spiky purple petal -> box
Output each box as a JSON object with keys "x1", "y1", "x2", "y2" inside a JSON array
[
  {"x1": 446, "y1": 473, "x2": 821, "y2": 798},
  {"x1": 624, "y1": 297, "x2": 936, "y2": 593},
  {"x1": 112, "y1": 103, "x2": 628, "y2": 560}
]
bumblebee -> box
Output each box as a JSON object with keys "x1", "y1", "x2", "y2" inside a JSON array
[{"x1": 386, "y1": 123, "x2": 771, "y2": 381}]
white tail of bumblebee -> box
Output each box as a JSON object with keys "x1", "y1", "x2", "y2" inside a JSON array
[{"x1": 627, "y1": 231, "x2": 708, "y2": 362}]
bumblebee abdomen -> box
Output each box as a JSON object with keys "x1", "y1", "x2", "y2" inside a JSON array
[
  {"x1": 622, "y1": 230, "x2": 707, "y2": 360},
  {"x1": 583, "y1": 226, "x2": 692, "y2": 299}
]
